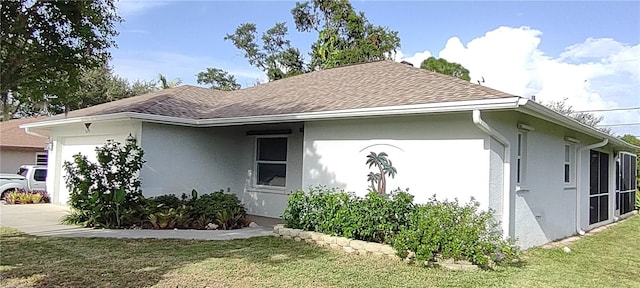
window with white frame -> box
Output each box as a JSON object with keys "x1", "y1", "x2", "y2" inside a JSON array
[
  {"x1": 516, "y1": 132, "x2": 527, "y2": 185},
  {"x1": 35, "y1": 153, "x2": 48, "y2": 166},
  {"x1": 255, "y1": 137, "x2": 287, "y2": 187},
  {"x1": 564, "y1": 144, "x2": 574, "y2": 184}
]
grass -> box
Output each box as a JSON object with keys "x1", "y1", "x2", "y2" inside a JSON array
[{"x1": 1, "y1": 216, "x2": 639, "y2": 288}]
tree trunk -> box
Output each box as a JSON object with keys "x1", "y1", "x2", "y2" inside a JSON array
[{"x1": 1, "y1": 91, "x2": 10, "y2": 121}]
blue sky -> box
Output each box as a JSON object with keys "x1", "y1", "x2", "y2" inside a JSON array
[{"x1": 111, "y1": 0, "x2": 639, "y2": 135}]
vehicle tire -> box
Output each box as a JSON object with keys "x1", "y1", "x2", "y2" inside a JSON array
[{"x1": 1, "y1": 189, "x2": 13, "y2": 201}]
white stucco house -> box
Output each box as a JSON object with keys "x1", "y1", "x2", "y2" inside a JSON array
[{"x1": 21, "y1": 61, "x2": 637, "y2": 248}]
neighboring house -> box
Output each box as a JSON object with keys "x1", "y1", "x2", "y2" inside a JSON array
[
  {"x1": 1, "y1": 118, "x2": 48, "y2": 173},
  {"x1": 21, "y1": 61, "x2": 637, "y2": 248}
]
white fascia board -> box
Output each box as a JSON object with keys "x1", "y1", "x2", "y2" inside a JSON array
[
  {"x1": 20, "y1": 97, "x2": 522, "y2": 130},
  {"x1": 195, "y1": 97, "x2": 522, "y2": 126},
  {"x1": 19, "y1": 112, "x2": 198, "y2": 129},
  {"x1": 517, "y1": 99, "x2": 639, "y2": 151}
]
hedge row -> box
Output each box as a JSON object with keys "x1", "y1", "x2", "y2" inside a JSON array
[{"x1": 283, "y1": 186, "x2": 519, "y2": 267}]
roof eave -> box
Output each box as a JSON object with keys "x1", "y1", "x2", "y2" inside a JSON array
[
  {"x1": 517, "y1": 99, "x2": 639, "y2": 151},
  {"x1": 19, "y1": 112, "x2": 199, "y2": 129},
  {"x1": 21, "y1": 97, "x2": 522, "y2": 129},
  {"x1": 196, "y1": 97, "x2": 522, "y2": 126}
]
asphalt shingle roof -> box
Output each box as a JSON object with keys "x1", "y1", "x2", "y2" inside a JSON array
[
  {"x1": 0, "y1": 117, "x2": 47, "y2": 149},
  {"x1": 54, "y1": 60, "x2": 517, "y2": 120}
]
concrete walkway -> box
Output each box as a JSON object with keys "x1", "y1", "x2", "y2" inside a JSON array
[{"x1": 0, "y1": 203, "x2": 274, "y2": 240}]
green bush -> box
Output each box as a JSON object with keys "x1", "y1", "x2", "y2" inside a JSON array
[
  {"x1": 283, "y1": 186, "x2": 414, "y2": 243},
  {"x1": 284, "y1": 187, "x2": 519, "y2": 267},
  {"x1": 141, "y1": 190, "x2": 246, "y2": 230},
  {"x1": 63, "y1": 137, "x2": 145, "y2": 228},
  {"x1": 189, "y1": 190, "x2": 247, "y2": 229},
  {"x1": 148, "y1": 194, "x2": 184, "y2": 208},
  {"x1": 61, "y1": 137, "x2": 248, "y2": 230},
  {"x1": 391, "y1": 196, "x2": 519, "y2": 267}
]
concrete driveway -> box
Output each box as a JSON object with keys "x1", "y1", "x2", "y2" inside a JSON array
[{"x1": 0, "y1": 203, "x2": 274, "y2": 240}]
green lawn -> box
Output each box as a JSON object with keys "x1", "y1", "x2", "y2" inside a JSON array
[{"x1": 1, "y1": 216, "x2": 639, "y2": 288}]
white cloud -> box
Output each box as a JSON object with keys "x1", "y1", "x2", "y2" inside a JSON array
[
  {"x1": 393, "y1": 50, "x2": 431, "y2": 67},
  {"x1": 397, "y1": 26, "x2": 639, "y2": 136},
  {"x1": 560, "y1": 38, "x2": 626, "y2": 61}
]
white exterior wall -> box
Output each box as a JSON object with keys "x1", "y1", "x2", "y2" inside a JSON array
[
  {"x1": 302, "y1": 114, "x2": 491, "y2": 208},
  {"x1": 46, "y1": 120, "x2": 142, "y2": 204},
  {"x1": 0, "y1": 149, "x2": 45, "y2": 173},
  {"x1": 484, "y1": 111, "x2": 622, "y2": 248},
  {"x1": 141, "y1": 122, "x2": 304, "y2": 219},
  {"x1": 140, "y1": 123, "x2": 243, "y2": 197},
  {"x1": 236, "y1": 123, "x2": 304, "y2": 218}
]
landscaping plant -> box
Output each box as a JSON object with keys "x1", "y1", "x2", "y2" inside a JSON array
[
  {"x1": 63, "y1": 137, "x2": 145, "y2": 228},
  {"x1": 4, "y1": 189, "x2": 50, "y2": 204},
  {"x1": 391, "y1": 196, "x2": 520, "y2": 267},
  {"x1": 283, "y1": 186, "x2": 414, "y2": 243},
  {"x1": 142, "y1": 190, "x2": 247, "y2": 230},
  {"x1": 283, "y1": 187, "x2": 520, "y2": 268}
]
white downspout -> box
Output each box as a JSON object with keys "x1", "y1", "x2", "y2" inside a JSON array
[
  {"x1": 575, "y1": 139, "x2": 608, "y2": 235},
  {"x1": 472, "y1": 110, "x2": 512, "y2": 238},
  {"x1": 24, "y1": 127, "x2": 49, "y2": 139}
]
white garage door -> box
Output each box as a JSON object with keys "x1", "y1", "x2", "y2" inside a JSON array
[{"x1": 57, "y1": 135, "x2": 125, "y2": 204}]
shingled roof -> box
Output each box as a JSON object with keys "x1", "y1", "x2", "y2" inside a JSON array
[
  {"x1": 0, "y1": 118, "x2": 47, "y2": 150},
  {"x1": 52, "y1": 60, "x2": 517, "y2": 121}
]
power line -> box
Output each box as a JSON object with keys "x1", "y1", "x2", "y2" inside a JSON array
[
  {"x1": 574, "y1": 107, "x2": 640, "y2": 113},
  {"x1": 596, "y1": 123, "x2": 640, "y2": 127},
  {"x1": 523, "y1": 58, "x2": 640, "y2": 71}
]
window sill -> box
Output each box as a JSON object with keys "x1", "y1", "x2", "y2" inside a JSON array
[
  {"x1": 563, "y1": 185, "x2": 577, "y2": 190},
  {"x1": 246, "y1": 187, "x2": 288, "y2": 195},
  {"x1": 515, "y1": 186, "x2": 530, "y2": 193}
]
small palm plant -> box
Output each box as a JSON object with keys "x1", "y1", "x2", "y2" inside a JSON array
[{"x1": 365, "y1": 152, "x2": 397, "y2": 194}]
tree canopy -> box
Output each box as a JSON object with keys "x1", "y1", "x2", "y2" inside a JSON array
[
  {"x1": 0, "y1": 0, "x2": 122, "y2": 120},
  {"x1": 157, "y1": 74, "x2": 183, "y2": 90},
  {"x1": 225, "y1": 23, "x2": 306, "y2": 81},
  {"x1": 196, "y1": 68, "x2": 242, "y2": 91},
  {"x1": 292, "y1": 0, "x2": 400, "y2": 70},
  {"x1": 544, "y1": 98, "x2": 611, "y2": 133},
  {"x1": 226, "y1": 0, "x2": 400, "y2": 81},
  {"x1": 420, "y1": 57, "x2": 471, "y2": 81},
  {"x1": 9, "y1": 64, "x2": 158, "y2": 117}
]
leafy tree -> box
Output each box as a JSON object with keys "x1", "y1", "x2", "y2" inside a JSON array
[
  {"x1": 225, "y1": 23, "x2": 306, "y2": 81},
  {"x1": 157, "y1": 74, "x2": 182, "y2": 89},
  {"x1": 1, "y1": 0, "x2": 122, "y2": 120},
  {"x1": 10, "y1": 65, "x2": 158, "y2": 117},
  {"x1": 196, "y1": 68, "x2": 241, "y2": 91},
  {"x1": 365, "y1": 152, "x2": 397, "y2": 194},
  {"x1": 544, "y1": 98, "x2": 611, "y2": 133},
  {"x1": 292, "y1": 0, "x2": 400, "y2": 70},
  {"x1": 130, "y1": 80, "x2": 159, "y2": 96},
  {"x1": 420, "y1": 57, "x2": 471, "y2": 81},
  {"x1": 226, "y1": 0, "x2": 400, "y2": 81}
]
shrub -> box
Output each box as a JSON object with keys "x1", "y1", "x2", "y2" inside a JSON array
[
  {"x1": 189, "y1": 190, "x2": 247, "y2": 229},
  {"x1": 4, "y1": 189, "x2": 49, "y2": 204},
  {"x1": 284, "y1": 187, "x2": 519, "y2": 267},
  {"x1": 6, "y1": 190, "x2": 21, "y2": 204},
  {"x1": 391, "y1": 196, "x2": 519, "y2": 267},
  {"x1": 30, "y1": 192, "x2": 43, "y2": 204},
  {"x1": 145, "y1": 194, "x2": 185, "y2": 213},
  {"x1": 283, "y1": 186, "x2": 414, "y2": 243},
  {"x1": 63, "y1": 137, "x2": 145, "y2": 228}
]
